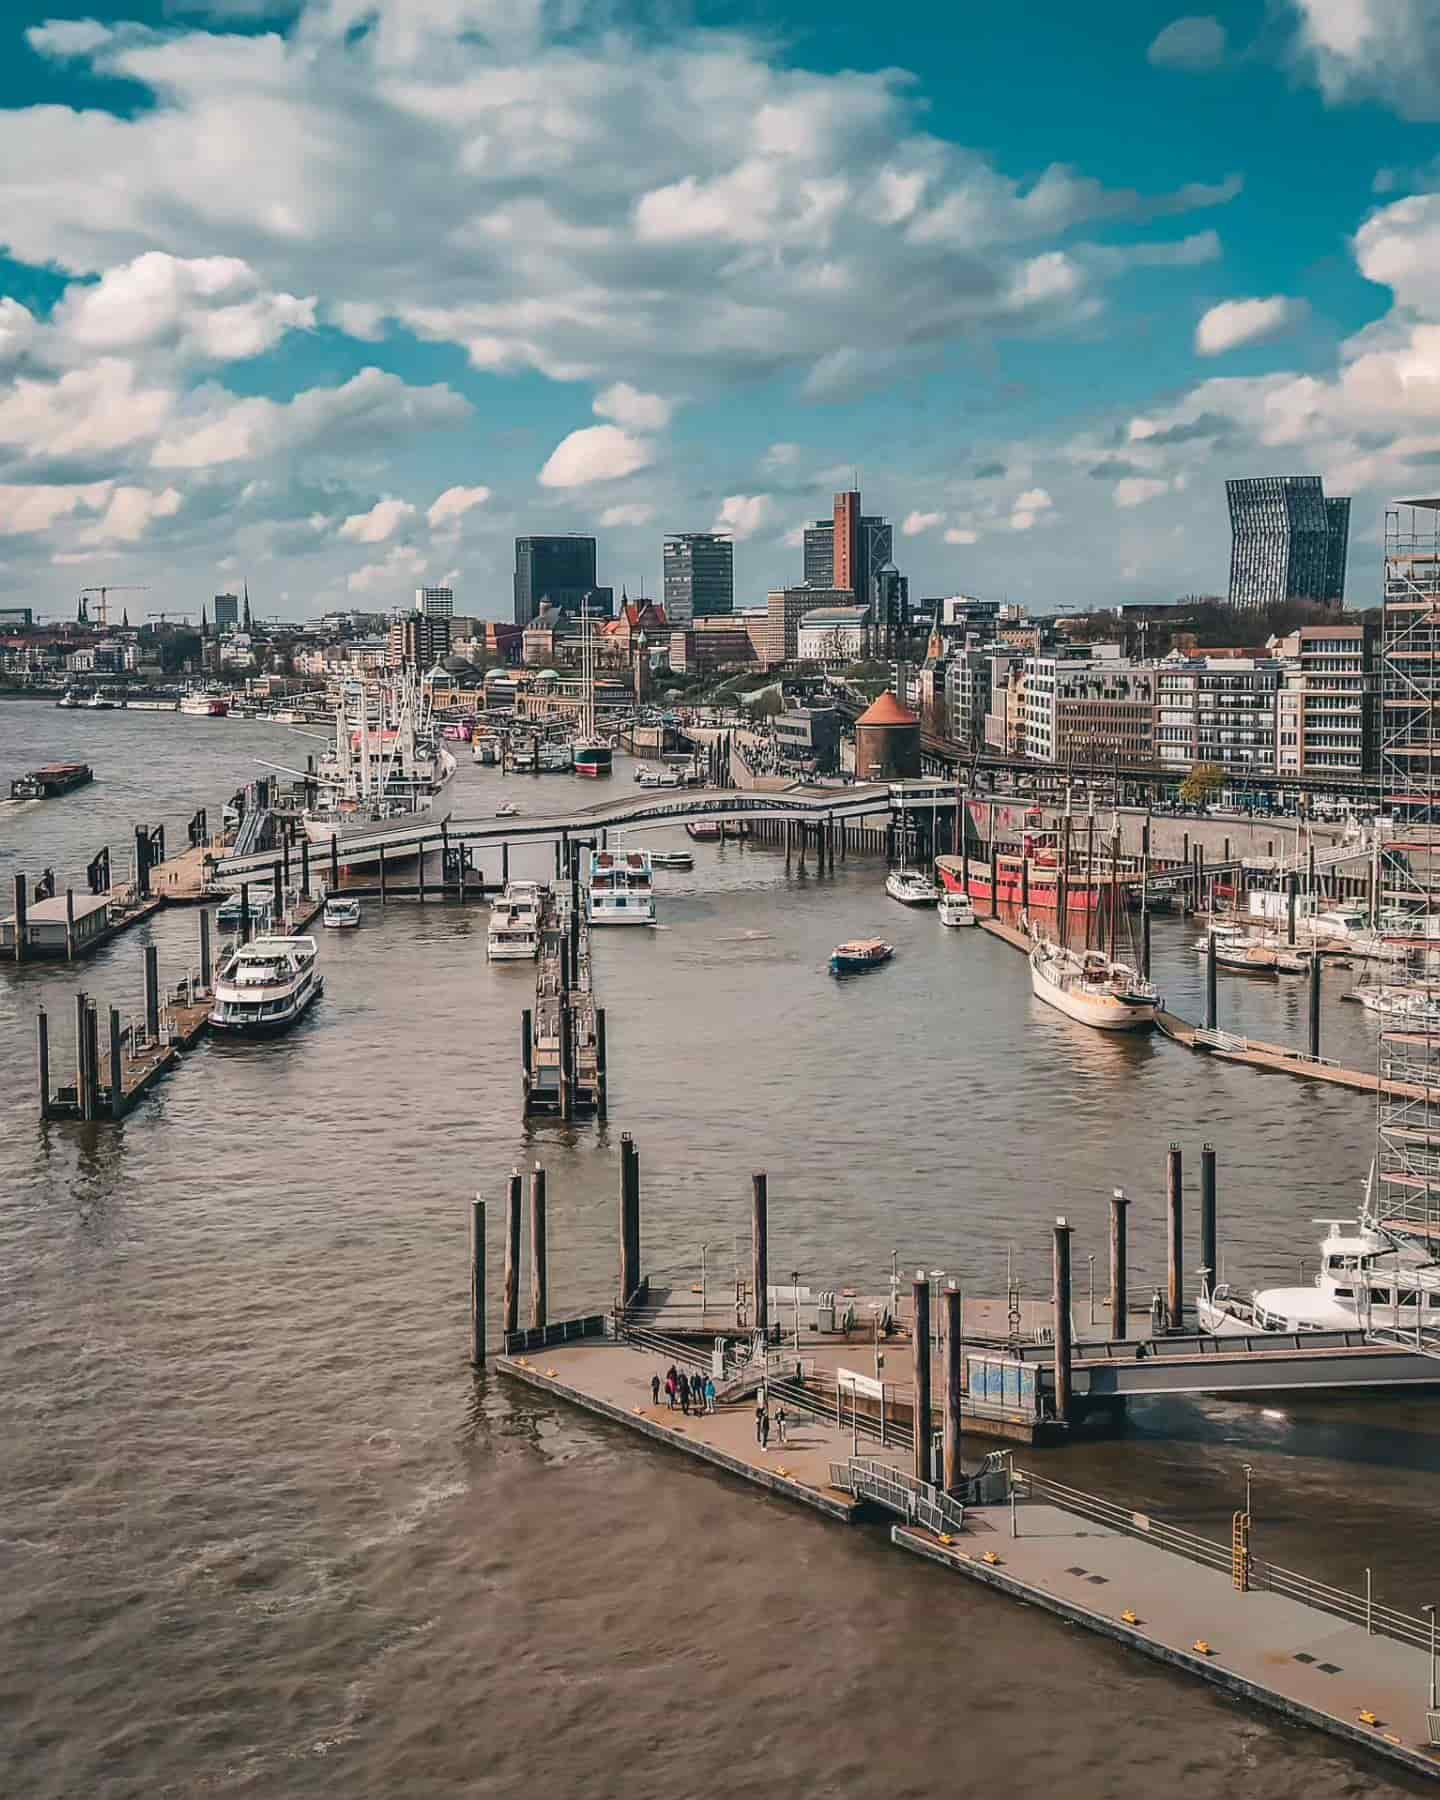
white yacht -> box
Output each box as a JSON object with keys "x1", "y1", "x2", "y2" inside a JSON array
[
  {"x1": 487, "y1": 882, "x2": 542, "y2": 960},
  {"x1": 322, "y1": 898, "x2": 362, "y2": 929},
  {"x1": 538, "y1": 740, "x2": 573, "y2": 773},
  {"x1": 302, "y1": 673, "x2": 455, "y2": 848},
  {"x1": 1198, "y1": 1215, "x2": 1440, "y2": 1338},
  {"x1": 1030, "y1": 938, "x2": 1158, "y2": 1031},
  {"x1": 1352, "y1": 982, "x2": 1440, "y2": 1026},
  {"x1": 587, "y1": 849, "x2": 656, "y2": 925},
  {"x1": 636, "y1": 764, "x2": 685, "y2": 790},
  {"x1": 209, "y1": 936, "x2": 322, "y2": 1036},
  {"x1": 938, "y1": 890, "x2": 976, "y2": 927},
  {"x1": 886, "y1": 867, "x2": 940, "y2": 906}
]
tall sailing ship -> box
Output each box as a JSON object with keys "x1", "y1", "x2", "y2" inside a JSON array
[
  {"x1": 1028, "y1": 938, "x2": 1158, "y2": 1031},
  {"x1": 303, "y1": 671, "x2": 456, "y2": 846},
  {"x1": 572, "y1": 608, "x2": 612, "y2": 778}
]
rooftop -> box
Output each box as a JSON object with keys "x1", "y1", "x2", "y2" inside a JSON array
[{"x1": 855, "y1": 691, "x2": 918, "y2": 728}]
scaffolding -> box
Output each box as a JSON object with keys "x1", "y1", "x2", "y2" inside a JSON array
[{"x1": 1375, "y1": 503, "x2": 1440, "y2": 1251}]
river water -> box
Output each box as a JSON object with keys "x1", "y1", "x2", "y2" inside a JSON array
[{"x1": 0, "y1": 698, "x2": 1434, "y2": 1799}]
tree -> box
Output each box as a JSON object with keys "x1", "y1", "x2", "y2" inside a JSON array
[{"x1": 1179, "y1": 762, "x2": 1224, "y2": 808}]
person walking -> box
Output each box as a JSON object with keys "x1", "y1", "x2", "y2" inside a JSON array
[
  {"x1": 704, "y1": 1375, "x2": 716, "y2": 1414},
  {"x1": 760, "y1": 1407, "x2": 771, "y2": 1450},
  {"x1": 679, "y1": 1372, "x2": 691, "y2": 1415},
  {"x1": 650, "y1": 1372, "x2": 661, "y2": 1407},
  {"x1": 775, "y1": 1403, "x2": 788, "y2": 1446},
  {"x1": 665, "y1": 1367, "x2": 678, "y2": 1410},
  {"x1": 755, "y1": 1401, "x2": 765, "y2": 1444}
]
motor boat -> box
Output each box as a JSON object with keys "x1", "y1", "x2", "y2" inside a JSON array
[
  {"x1": 648, "y1": 850, "x2": 694, "y2": 871},
  {"x1": 487, "y1": 882, "x2": 542, "y2": 959},
  {"x1": 938, "y1": 891, "x2": 976, "y2": 928},
  {"x1": 587, "y1": 850, "x2": 656, "y2": 925},
  {"x1": 886, "y1": 867, "x2": 940, "y2": 906},
  {"x1": 322, "y1": 898, "x2": 362, "y2": 929},
  {"x1": 830, "y1": 938, "x2": 894, "y2": 975},
  {"x1": 1030, "y1": 938, "x2": 1158, "y2": 1031},
  {"x1": 495, "y1": 800, "x2": 518, "y2": 818},
  {"x1": 209, "y1": 936, "x2": 322, "y2": 1036}
]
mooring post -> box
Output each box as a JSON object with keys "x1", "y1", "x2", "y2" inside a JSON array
[
  {"x1": 417, "y1": 842, "x2": 427, "y2": 905},
  {"x1": 1053, "y1": 1217, "x2": 1074, "y2": 1425},
  {"x1": 988, "y1": 839, "x2": 999, "y2": 918},
  {"x1": 528, "y1": 1164, "x2": 548, "y2": 1331},
  {"x1": 558, "y1": 1001, "x2": 573, "y2": 1122},
  {"x1": 239, "y1": 883, "x2": 251, "y2": 946},
  {"x1": 1309, "y1": 949, "x2": 1322, "y2": 1060},
  {"x1": 12, "y1": 872, "x2": 26, "y2": 964},
  {"x1": 942, "y1": 1283, "x2": 964, "y2": 1493},
  {"x1": 108, "y1": 1006, "x2": 122, "y2": 1119},
  {"x1": 751, "y1": 1172, "x2": 769, "y2": 1333},
  {"x1": 379, "y1": 843, "x2": 387, "y2": 905},
  {"x1": 85, "y1": 1002, "x2": 101, "y2": 1123},
  {"x1": 1166, "y1": 1142, "x2": 1183, "y2": 1331},
  {"x1": 503, "y1": 1169, "x2": 522, "y2": 1337},
  {"x1": 469, "y1": 1196, "x2": 487, "y2": 1366},
  {"x1": 282, "y1": 834, "x2": 291, "y2": 896},
  {"x1": 521, "y1": 1007, "x2": 533, "y2": 1087},
  {"x1": 502, "y1": 841, "x2": 510, "y2": 887},
  {"x1": 73, "y1": 990, "x2": 89, "y2": 1120},
  {"x1": 65, "y1": 887, "x2": 76, "y2": 961},
  {"x1": 1286, "y1": 871, "x2": 1298, "y2": 946},
  {"x1": 1109, "y1": 1189, "x2": 1130, "y2": 1340},
  {"x1": 36, "y1": 1008, "x2": 50, "y2": 1120},
  {"x1": 272, "y1": 859, "x2": 284, "y2": 926},
  {"x1": 330, "y1": 832, "x2": 340, "y2": 892},
  {"x1": 301, "y1": 837, "x2": 311, "y2": 900},
  {"x1": 144, "y1": 944, "x2": 160, "y2": 1044},
  {"x1": 619, "y1": 1131, "x2": 639, "y2": 1309},
  {"x1": 1141, "y1": 908, "x2": 1152, "y2": 982},
  {"x1": 912, "y1": 1271, "x2": 932, "y2": 1483},
  {"x1": 595, "y1": 1006, "x2": 608, "y2": 1120},
  {"x1": 1205, "y1": 932, "x2": 1218, "y2": 1031},
  {"x1": 1200, "y1": 1144, "x2": 1217, "y2": 1299},
  {"x1": 199, "y1": 908, "x2": 212, "y2": 992}
]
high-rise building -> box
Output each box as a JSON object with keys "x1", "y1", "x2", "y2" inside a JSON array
[
  {"x1": 833, "y1": 491, "x2": 860, "y2": 595},
  {"x1": 763, "y1": 586, "x2": 850, "y2": 665},
  {"x1": 871, "y1": 566, "x2": 907, "y2": 657},
  {"x1": 662, "y1": 533, "x2": 734, "y2": 627},
  {"x1": 415, "y1": 586, "x2": 454, "y2": 619},
  {"x1": 213, "y1": 593, "x2": 239, "y2": 632},
  {"x1": 1226, "y1": 476, "x2": 1350, "y2": 610},
  {"x1": 513, "y1": 536, "x2": 599, "y2": 625},
  {"x1": 386, "y1": 613, "x2": 451, "y2": 669},
  {"x1": 803, "y1": 520, "x2": 834, "y2": 586},
  {"x1": 1271, "y1": 620, "x2": 1376, "y2": 778}
]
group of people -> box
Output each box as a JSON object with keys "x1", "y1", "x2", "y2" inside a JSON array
[
  {"x1": 652, "y1": 1365, "x2": 715, "y2": 1415},
  {"x1": 754, "y1": 1401, "x2": 787, "y2": 1449}
]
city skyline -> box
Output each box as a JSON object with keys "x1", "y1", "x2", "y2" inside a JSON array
[{"x1": 3, "y1": 2, "x2": 1440, "y2": 620}]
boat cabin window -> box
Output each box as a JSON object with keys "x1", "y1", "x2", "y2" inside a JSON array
[
  {"x1": 1369, "y1": 1288, "x2": 1394, "y2": 1306},
  {"x1": 1333, "y1": 1286, "x2": 1354, "y2": 1299}
]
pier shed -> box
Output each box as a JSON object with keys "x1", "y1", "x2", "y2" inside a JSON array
[{"x1": 2, "y1": 893, "x2": 111, "y2": 957}]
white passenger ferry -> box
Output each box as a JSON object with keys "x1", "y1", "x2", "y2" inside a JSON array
[
  {"x1": 587, "y1": 850, "x2": 656, "y2": 926},
  {"x1": 209, "y1": 936, "x2": 322, "y2": 1037}
]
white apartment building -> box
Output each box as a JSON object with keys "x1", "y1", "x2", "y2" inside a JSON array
[
  {"x1": 1022, "y1": 656, "x2": 1157, "y2": 765},
  {"x1": 1156, "y1": 657, "x2": 1282, "y2": 771}
]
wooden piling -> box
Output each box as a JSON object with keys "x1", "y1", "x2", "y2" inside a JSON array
[
  {"x1": 912, "y1": 1272, "x2": 932, "y2": 1483},
  {"x1": 379, "y1": 843, "x2": 387, "y2": 904},
  {"x1": 1109, "y1": 1190, "x2": 1130, "y2": 1340},
  {"x1": 272, "y1": 860, "x2": 283, "y2": 925},
  {"x1": 1205, "y1": 933, "x2": 1218, "y2": 1032},
  {"x1": 942, "y1": 1284, "x2": 964, "y2": 1493},
  {"x1": 417, "y1": 844, "x2": 427, "y2": 904},
  {"x1": 1286, "y1": 872, "x2": 1297, "y2": 946},
  {"x1": 558, "y1": 1001, "x2": 573, "y2": 1122},
  {"x1": 1309, "y1": 950, "x2": 1322, "y2": 1060},
  {"x1": 528, "y1": 1164, "x2": 548, "y2": 1331},
  {"x1": 469, "y1": 1196, "x2": 487, "y2": 1366},
  {"x1": 74, "y1": 991, "x2": 89, "y2": 1120},
  {"x1": 595, "y1": 1006, "x2": 608, "y2": 1120},
  {"x1": 1053, "y1": 1218, "x2": 1074, "y2": 1425},
  {"x1": 1200, "y1": 1144, "x2": 1217, "y2": 1296},
  {"x1": 330, "y1": 832, "x2": 340, "y2": 891},
  {"x1": 504, "y1": 1169, "x2": 522, "y2": 1337},
  {"x1": 619, "y1": 1132, "x2": 640, "y2": 1308},
  {"x1": 301, "y1": 838, "x2": 311, "y2": 899},
  {"x1": 282, "y1": 835, "x2": 291, "y2": 895},
  {"x1": 37, "y1": 1009, "x2": 50, "y2": 1120},
  {"x1": 85, "y1": 1001, "x2": 101, "y2": 1122},
  {"x1": 751, "y1": 1172, "x2": 769, "y2": 1332},
  {"x1": 65, "y1": 887, "x2": 76, "y2": 961},
  {"x1": 12, "y1": 872, "x2": 26, "y2": 964},
  {"x1": 199, "y1": 908, "x2": 212, "y2": 992},
  {"x1": 108, "y1": 1007, "x2": 122, "y2": 1119},
  {"x1": 144, "y1": 944, "x2": 160, "y2": 1043},
  {"x1": 1166, "y1": 1142, "x2": 1183, "y2": 1330}
]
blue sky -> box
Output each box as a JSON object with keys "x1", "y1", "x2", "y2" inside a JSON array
[{"x1": 1, "y1": 0, "x2": 1439, "y2": 621}]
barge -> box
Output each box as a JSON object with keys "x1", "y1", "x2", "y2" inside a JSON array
[{"x1": 9, "y1": 762, "x2": 94, "y2": 801}]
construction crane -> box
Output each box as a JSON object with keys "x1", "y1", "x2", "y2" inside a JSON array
[
  {"x1": 146, "y1": 610, "x2": 196, "y2": 625},
  {"x1": 77, "y1": 584, "x2": 150, "y2": 628}
]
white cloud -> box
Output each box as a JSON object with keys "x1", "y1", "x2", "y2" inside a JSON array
[
  {"x1": 0, "y1": 359, "x2": 173, "y2": 459},
  {"x1": 1113, "y1": 477, "x2": 1171, "y2": 508},
  {"x1": 347, "y1": 542, "x2": 426, "y2": 594},
  {"x1": 1009, "y1": 488, "x2": 1054, "y2": 532},
  {"x1": 80, "y1": 484, "x2": 183, "y2": 545},
  {"x1": 763, "y1": 443, "x2": 801, "y2": 471},
  {"x1": 593, "y1": 383, "x2": 672, "y2": 432},
  {"x1": 1290, "y1": 0, "x2": 1440, "y2": 121},
  {"x1": 52, "y1": 251, "x2": 313, "y2": 363},
  {"x1": 0, "y1": 482, "x2": 111, "y2": 537},
  {"x1": 0, "y1": 299, "x2": 38, "y2": 366},
  {"x1": 944, "y1": 526, "x2": 978, "y2": 545},
  {"x1": 902, "y1": 509, "x2": 943, "y2": 536},
  {"x1": 338, "y1": 497, "x2": 417, "y2": 543},
  {"x1": 427, "y1": 484, "x2": 491, "y2": 528},
  {"x1": 24, "y1": 20, "x2": 114, "y2": 57},
  {"x1": 1147, "y1": 17, "x2": 1227, "y2": 71},
  {"x1": 1195, "y1": 295, "x2": 1308, "y2": 356},
  {"x1": 599, "y1": 502, "x2": 654, "y2": 527},
  {"x1": 712, "y1": 493, "x2": 772, "y2": 540},
  {"x1": 539, "y1": 425, "x2": 655, "y2": 488}
]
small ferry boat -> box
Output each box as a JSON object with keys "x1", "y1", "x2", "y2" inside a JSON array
[
  {"x1": 322, "y1": 898, "x2": 362, "y2": 929},
  {"x1": 587, "y1": 849, "x2": 656, "y2": 925},
  {"x1": 9, "y1": 762, "x2": 93, "y2": 802},
  {"x1": 1029, "y1": 938, "x2": 1158, "y2": 1031},
  {"x1": 55, "y1": 687, "x2": 80, "y2": 709},
  {"x1": 686, "y1": 821, "x2": 723, "y2": 842},
  {"x1": 487, "y1": 883, "x2": 542, "y2": 960},
  {"x1": 648, "y1": 849, "x2": 694, "y2": 871},
  {"x1": 574, "y1": 740, "x2": 612, "y2": 779},
  {"x1": 209, "y1": 936, "x2": 322, "y2": 1036},
  {"x1": 830, "y1": 937, "x2": 894, "y2": 976},
  {"x1": 538, "y1": 740, "x2": 573, "y2": 773},
  {"x1": 180, "y1": 692, "x2": 229, "y2": 718},
  {"x1": 85, "y1": 690, "x2": 118, "y2": 710},
  {"x1": 495, "y1": 799, "x2": 518, "y2": 818},
  {"x1": 886, "y1": 867, "x2": 940, "y2": 906},
  {"x1": 636, "y1": 764, "x2": 685, "y2": 790},
  {"x1": 938, "y1": 890, "x2": 976, "y2": 928}
]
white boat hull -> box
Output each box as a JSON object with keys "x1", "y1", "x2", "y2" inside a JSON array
[
  {"x1": 303, "y1": 750, "x2": 456, "y2": 847},
  {"x1": 588, "y1": 904, "x2": 657, "y2": 926},
  {"x1": 1030, "y1": 961, "x2": 1157, "y2": 1030}
]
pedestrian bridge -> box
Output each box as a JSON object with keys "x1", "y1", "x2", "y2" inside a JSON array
[{"x1": 214, "y1": 781, "x2": 924, "y2": 878}]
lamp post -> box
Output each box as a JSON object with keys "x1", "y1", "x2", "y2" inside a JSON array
[
  {"x1": 1087, "y1": 1252, "x2": 1095, "y2": 1327},
  {"x1": 1425, "y1": 1603, "x2": 1437, "y2": 1712},
  {"x1": 792, "y1": 1269, "x2": 801, "y2": 1352},
  {"x1": 1242, "y1": 1462, "x2": 1253, "y2": 1521},
  {"x1": 929, "y1": 1268, "x2": 946, "y2": 1346}
]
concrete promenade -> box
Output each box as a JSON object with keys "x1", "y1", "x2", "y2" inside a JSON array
[{"x1": 896, "y1": 1505, "x2": 1440, "y2": 1782}]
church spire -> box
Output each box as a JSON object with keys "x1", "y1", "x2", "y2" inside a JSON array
[{"x1": 242, "y1": 581, "x2": 252, "y2": 632}]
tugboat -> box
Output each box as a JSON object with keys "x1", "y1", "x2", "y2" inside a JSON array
[{"x1": 829, "y1": 937, "x2": 894, "y2": 976}]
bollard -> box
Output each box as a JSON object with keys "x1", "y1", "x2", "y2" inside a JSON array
[
  {"x1": 1109, "y1": 1190, "x2": 1130, "y2": 1340},
  {"x1": 199, "y1": 908, "x2": 212, "y2": 992},
  {"x1": 1200, "y1": 1145, "x2": 1217, "y2": 1299},
  {"x1": 1309, "y1": 949, "x2": 1322, "y2": 1060},
  {"x1": 595, "y1": 1006, "x2": 608, "y2": 1121},
  {"x1": 942, "y1": 1284, "x2": 964, "y2": 1494},
  {"x1": 108, "y1": 1007, "x2": 122, "y2": 1119},
  {"x1": 272, "y1": 859, "x2": 284, "y2": 927},
  {"x1": 1205, "y1": 933, "x2": 1218, "y2": 1032},
  {"x1": 330, "y1": 832, "x2": 340, "y2": 891},
  {"x1": 301, "y1": 838, "x2": 311, "y2": 900},
  {"x1": 751, "y1": 1172, "x2": 769, "y2": 1332},
  {"x1": 1166, "y1": 1143, "x2": 1183, "y2": 1330},
  {"x1": 469, "y1": 1196, "x2": 487, "y2": 1366},
  {"x1": 65, "y1": 887, "x2": 76, "y2": 961},
  {"x1": 1053, "y1": 1217, "x2": 1074, "y2": 1425},
  {"x1": 912, "y1": 1271, "x2": 932, "y2": 1483},
  {"x1": 239, "y1": 883, "x2": 251, "y2": 945},
  {"x1": 619, "y1": 1132, "x2": 640, "y2": 1309},
  {"x1": 144, "y1": 944, "x2": 160, "y2": 1044},
  {"x1": 12, "y1": 872, "x2": 26, "y2": 964},
  {"x1": 503, "y1": 1169, "x2": 522, "y2": 1337},
  {"x1": 528, "y1": 1164, "x2": 548, "y2": 1331}
]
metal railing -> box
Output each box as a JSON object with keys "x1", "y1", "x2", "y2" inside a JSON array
[
  {"x1": 1014, "y1": 1467, "x2": 1437, "y2": 1654},
  {"x1": 828, "y1": 1455, "x2": 966, "y2": 1535},
  {"x1": 503, "y1": 1314, "x2": 607, "y2": 1355},
  {"x1": 615, "y1": 1318, "x2": 712, "y2": 1371}
]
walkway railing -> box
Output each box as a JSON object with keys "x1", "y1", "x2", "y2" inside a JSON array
[
  {"x1": 1013, "y1": 1467, "x2": 1436, "y2": 1654},
  {"x1": 503, "y1": 1315, "x2": 607, "y2": 1355},
  {"x1": 827, "y1": 1456, "x2": 966, "y2": 1536}
]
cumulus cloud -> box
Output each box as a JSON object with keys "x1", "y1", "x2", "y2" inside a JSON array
[
  {"x1": 0, "y1": 481, "x2": 112, "y2": 536},
  {"x1": 0, "y1": 359, "x2": 173, "y2": 459},
  {"x1": 713, "y1": 494, "x2": 772, "y2": 540},
  {"x1": 1114, "y1": 476, "x2": 1171, "y2": 508},
  {"x1": 599, "y1": 502, "x2": 654, "y2": 527},
  {"x1": 763, "y1": 443, "x2": 801, "y2": 470},
  {"x1": 338, "y1": 497, "x2": 416, "y2": 543},
  {"x1": 52, "y1": 252, "x2": 314, "y2": 363},
  {"x1": 1290, "y1": 0, "x2": 1440, "y2": 121},
  {"x1": 593, "y1": 383, "x2": 672, "y2": 432},
  {"x1": 80, "y1": 484, "x2": 183, "y2": 545},
  {"x1": 347, "y1": 542, "x2": 426, "y2": 594},
  {"x1": 944, "y1": 526, "x2": 979, "y2": 545},
  {"x1": 1147, "y1": 16, "x2": 1227, "y2": 71},
  {"x1": 1195, "y1": 296, "x2": 1309, "y2": 356},
  {"x1": 427, "y1": 484, "x2": 491, "y2": 528},
  {"x1": 539, "y1": 425, "x2": 655, "y2": 488},
  {"x1": 1010, "y1": 487, "x2": 1054, "y2": 531},
  {"x1": 902, "y1": 509, "x2": 943, "y2": 536}
]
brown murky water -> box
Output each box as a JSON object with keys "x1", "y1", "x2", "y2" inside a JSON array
[{"x1": 1, "y1": 699, "x2": 1434, "y2": 1798}]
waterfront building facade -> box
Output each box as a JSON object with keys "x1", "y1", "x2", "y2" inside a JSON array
[{"x1": 662, "y1": 534, "x2": 733, "y2": 626}]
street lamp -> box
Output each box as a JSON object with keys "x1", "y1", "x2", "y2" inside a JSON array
[
  {"x1": 1242, "y1": 1462, "x2": 1253, "y2": 1521},
  {"x1": 1424, "y1": 1603, "x2": 1437, "y2": 1712},
  {"x1": 792, "y1": 1269, "x2": 801, "y2": 1352},
  {"x1": 1087, "y1": 1252, "x2": 1095, "y2": 1327},
  {"x1": 929, "y1": 1268, "x2": 945, "y2": 1346}
]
